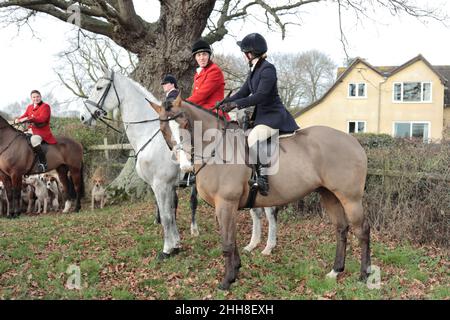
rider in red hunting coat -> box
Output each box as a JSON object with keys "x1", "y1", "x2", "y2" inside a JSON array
[
  {"x1": 186, "y1": 39, "x2": 230, "y2": 120},
  {"x1": 15, "y1": 90, "x2": 57, "y2": 172}
]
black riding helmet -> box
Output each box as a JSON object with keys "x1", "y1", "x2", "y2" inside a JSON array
[
  {"x1": 191, "y1": 39, "x2": 212, "y2": 56},
  {"x1": 237, "y1": 33, "x2": 268, "y2": 57}
]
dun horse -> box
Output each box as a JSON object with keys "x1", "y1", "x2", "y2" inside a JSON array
[
  {"x1": 80, "y1": 70, "x2": 279, "y2": 257},
  {"x1": 150, "y1": 96, "x2": 371, "y2": 290},
  {"x1": 0, "y1": 115, "x2": 84, "y2": 217}
]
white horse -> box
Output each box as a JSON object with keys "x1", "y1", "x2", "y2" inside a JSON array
[{"x1": 80, "y1": 70, "x2": 278, "y2": 255}]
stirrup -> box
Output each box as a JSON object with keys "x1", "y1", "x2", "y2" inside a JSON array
[
  {"x1": 178, "y1": 172, "x2": 195, "y2": 188},
  {"x1": 257, "y1": 177, "x2": 269, "y2": 196}
]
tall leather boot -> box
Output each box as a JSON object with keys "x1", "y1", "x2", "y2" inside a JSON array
[
  {"x1": 33, "y1": 144, "x2": 48, "y2": 173},
  {"x1": 257, "y1": 139, "x2": 270, "y2": 196},
  {"x1": 249, "y1": 140, "x2": 270, "y2": 196}
]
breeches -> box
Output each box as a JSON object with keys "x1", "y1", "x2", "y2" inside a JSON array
[
  {"x1": 30, "y1": 135, "x2": 43, "y2": 147},
  {"x1": 248, "y1": 125, "x2": 278, "y2": 147}
]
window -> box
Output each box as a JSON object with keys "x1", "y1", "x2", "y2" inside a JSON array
[
  {"x1": 394, "y1": 122, "x2": 430, "y2": 142},
  {"x1": 348, "y1": 121, "x2": 366, "y2": 133},
  {"x1": 348, "y1": 83, "x2": 366, "y2": 98},
  {"x1": 393, "y1": 82, "x2": 432, "y2": 102}
]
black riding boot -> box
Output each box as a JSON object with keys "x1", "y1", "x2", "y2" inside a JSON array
[
  {"x1": 256, "y1": 163, "x2": 270, "y2": 196},
  {"x1": 33, "y1": 145, "x2": 48, "y2": 173},
  {"x1": 249, "y1": 140, "x2": 270, "y2": 196}
]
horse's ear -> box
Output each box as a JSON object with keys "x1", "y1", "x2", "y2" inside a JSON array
[
  {"x1": 173, "y1": 93, "x2": 182, "y2": 109},
  {"x1": 149, "y1": 101, "x2": 163, "y2": 114}
]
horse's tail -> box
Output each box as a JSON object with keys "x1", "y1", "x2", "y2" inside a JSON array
[{"x1": 79, "y1": 162, "x2": 85, "y2": 198}]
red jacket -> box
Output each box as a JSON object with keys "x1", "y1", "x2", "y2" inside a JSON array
[
  {"x1": 18, "y1": 102, "x2": 57, "y2": 144},
  {"x1": 186, "y1": 62, "x2": 230, "y2": 120}
]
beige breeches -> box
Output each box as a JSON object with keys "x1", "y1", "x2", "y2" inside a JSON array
[
  {"x1": 30, "y1": 135, "x2": 43, "y2": 147},
  {"x1": 248, "y1": 125, "x2": 278, "y2": 147}
]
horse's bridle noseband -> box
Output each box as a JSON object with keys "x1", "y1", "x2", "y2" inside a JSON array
[{"x1": 83, "y1": 71, "x2": 123, "y2": 133}]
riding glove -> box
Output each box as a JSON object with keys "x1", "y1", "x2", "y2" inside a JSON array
[{"x1": 221, "y1": 101, "x2": 238, "y2": 113}]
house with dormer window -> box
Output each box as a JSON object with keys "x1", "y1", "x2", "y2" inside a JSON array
[{"x1": 294, "y1": 55, "x2": 450, "y2": 141}]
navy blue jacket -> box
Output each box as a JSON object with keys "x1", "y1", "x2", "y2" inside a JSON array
[
  {"x1": 166, "y1": 89, "x2": 180, "y2": 101},
  {"x1": 225, "y1": 59, "x2": 299, "y2": 133}
]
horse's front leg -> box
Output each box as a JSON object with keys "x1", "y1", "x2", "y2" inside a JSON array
[
  {"x1": 154, "y1": 185, "x2": 181, "y2": 259},
  {"x1": 216, "y1": 199, "x2": 240, "y2": 290},
  {"x1": 10, "y1": 175, "x2": 22, "y2": 218}
]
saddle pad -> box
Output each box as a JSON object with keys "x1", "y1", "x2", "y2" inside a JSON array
[{"x1": 280, "y1": 128, "x2": 302, "y2": 139}]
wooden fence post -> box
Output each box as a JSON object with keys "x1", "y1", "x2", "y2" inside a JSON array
[{"x1": 104, "y1": 137, "x2": 109, "y2": 160}]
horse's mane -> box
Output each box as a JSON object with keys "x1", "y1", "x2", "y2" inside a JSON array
[
  {"x1": 119, "y1": 73, "x2": 160, "y2": 104},
  {"x1": 0, "y1": 114, "x2": 23, "y2": 134},
  {"x1": 182, "y1": 100, "x2": 228, "y2": 123}
]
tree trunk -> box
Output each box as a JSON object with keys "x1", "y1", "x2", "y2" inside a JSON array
[
  {"x1": 107, "y1": 1, "x2": 215, "y2": 199},
  {"x1": 113, "y1": 0, "x2": 216, "y2": 100},
  {"x1": 107, "y1": 152, "x2": 154, "y2": 203}
]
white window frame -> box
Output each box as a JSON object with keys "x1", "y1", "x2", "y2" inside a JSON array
[
  {"x1": 347, "y1": 120, "x2": 367, "y2": 133},
  {"x1": 392, "y1": 121, "x2": 431, "y2": 142},
  {"x1": 392, "y1": 81, "x2": 433, "y2": 103},
  {"x1": 348, "y1": 83, "x2": 367, "y2": 99}
]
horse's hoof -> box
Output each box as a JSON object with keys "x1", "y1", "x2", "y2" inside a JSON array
[
  {"x1": 243, "y1": 245, "x2": 256, "y2": 253},
  {"x1": 218, "y1": 282, "x2": 231, "y2": 291},
  {"x1": 157, "y1": 251, "x2": 171, "y2": 260},
  {"x1": 359, "y1": 272, "x2": 369, "y2": 282},
  {"x1": 261, "y1": 247, "x2": 273, "y2": 255},
  {"x1": 190, "y1": 226, "x2": 199, "y2": 237},
  {"x1": 326, "y1": 269, "x2": 340, "y2": 279},
  {"x1": 171, "y1": 248, "x2": 181, "y2": 255}
]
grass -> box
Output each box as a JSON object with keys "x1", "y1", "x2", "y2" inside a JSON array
[{"x1": 0, "y1": 189, "x2": 448, "y2": 300}]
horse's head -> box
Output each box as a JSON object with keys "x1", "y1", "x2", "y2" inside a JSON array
[
  {"x1": 149, "y1": 94, "x2": 191, "y2": 151},
  {"x1": 81, "y1": 69, "x2": 120, "y2": 126}
]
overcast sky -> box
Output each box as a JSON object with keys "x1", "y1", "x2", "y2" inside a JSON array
[{"x1": 0, "y1": 0, "x2": 449, "y2": 112}]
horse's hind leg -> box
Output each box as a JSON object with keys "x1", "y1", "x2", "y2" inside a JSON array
[
  {"x1": 341, "y1": 199, "x2": 371, "y2": 281},
  {"x1": 262, "y1": 206, "x2": 278, "y2": 255},
  {"x1": 319, "y1": 188, "x2": 349, "y2": 279}
]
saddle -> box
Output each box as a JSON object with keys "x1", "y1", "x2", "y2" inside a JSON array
[
  {"x1": 242, "y1": 128, "x2": 301, "y2": 208},
  {"x1": 24, "y1": 134, "x2": 50, "y2": 173}
]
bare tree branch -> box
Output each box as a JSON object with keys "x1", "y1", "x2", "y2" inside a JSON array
[{"x1": 54, "y1": 34, "x2": 137, "y2": 99}]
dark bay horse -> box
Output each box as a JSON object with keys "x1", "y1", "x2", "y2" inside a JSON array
[
  {"x1": 150, "y1": 96, "x2": 371, "y2": 290},
  {"x1": 0, "y1": 115, "x2": 84, "y2": 217}
]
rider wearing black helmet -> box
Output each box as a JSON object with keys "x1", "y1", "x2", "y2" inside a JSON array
[
  {"x1": 220, "y1": 33, "x2": 299, "y2": 196},
  {"x1": 186, "y1": 39, "x2": 228, "y2": 118}
]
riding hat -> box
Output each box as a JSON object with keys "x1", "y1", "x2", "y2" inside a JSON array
[
  {"x1": 161, "y1": 74, "x2": 178, "y2": 88},
  {"x1": 237, "y1": 33, "x2": 268, "y2": 57},
  {"x1": 192, "y1": 39, "x2": 212, "y2": 56}
]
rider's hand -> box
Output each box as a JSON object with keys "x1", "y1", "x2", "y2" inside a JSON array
[
  {"x1": 220, "y1": 101, "x2": 238, "y2": 113},
  {"x1": 14, "y1": 118, "x2": 21, "y2": 124}
]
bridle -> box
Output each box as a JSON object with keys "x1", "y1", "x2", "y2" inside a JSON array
[
  {"x1": 160, "y1": 100, "x2": 231, "y2": 178},
  {"x1": 83, "y1": 71, "x2": 122, "y2": 133},
  {"x1": 83, "y1": 71, "x2": 163, "y2": 159}
]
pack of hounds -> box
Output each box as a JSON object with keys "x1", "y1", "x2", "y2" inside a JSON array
[{"x1": 0, "y1": 168, "x2": 107, "y2": 217}]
